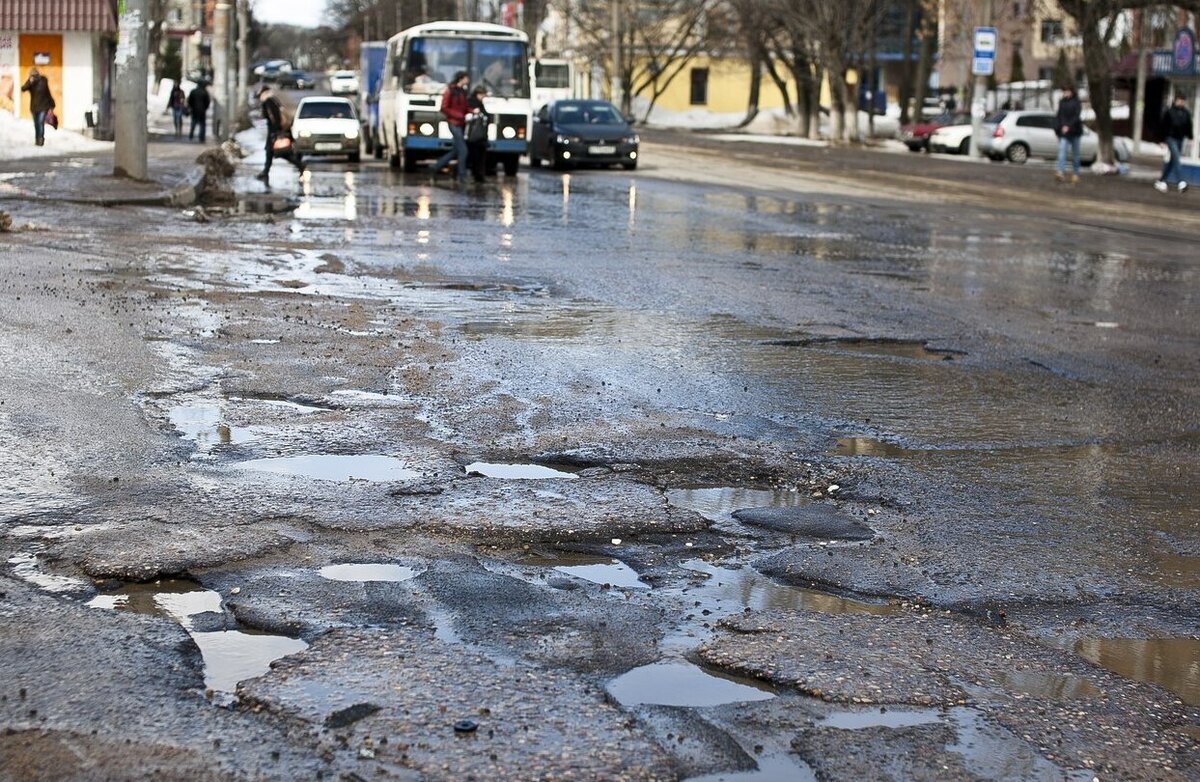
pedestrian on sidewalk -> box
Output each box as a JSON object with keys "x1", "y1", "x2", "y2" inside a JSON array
[
  {"x1": 20, "y1": 68, "x2": 55, "y2": 147},
  {"x1": 168, "y1": 81, "x2": 187, "y2": 138},
  {"x1": 1054, "y1": 85, "x2": 1083, "y2": 185},
  {"x1": 1155, "y1": 93, "x2": 1193, "y2": 194},
  {"x1": 465, "y1": 85, "x2": 491, "y2": 183},
  {"x1": 433, "y1": 71, "x2": 470, "y2": 183},
  {"x1": 188, "y1": 82, "x2": 210, "y2": 143},
  {"x1": 255, "y1": 85, "x2": 304, "y2": 184}
]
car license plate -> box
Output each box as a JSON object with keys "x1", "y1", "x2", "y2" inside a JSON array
[
  {"x1": 315, "y1": 142, "x2": 342, "y2": 151},
  {"x1": 588, "y1": 145, "x2": 616, "y2": 155}
]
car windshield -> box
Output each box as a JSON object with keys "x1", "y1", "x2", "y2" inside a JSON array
[
  {"x1": 555, "y1": 103, "x2": 622, "y2": 125},
  {"x1": 402, "y1": 36, "x2": 529, "y2": 99},
  {"x1": 298, "y1": 101, "x2": 354, "y2": 119},
  {"x1": 334, "y1": 71, "x2": 355, "y2": 79}
]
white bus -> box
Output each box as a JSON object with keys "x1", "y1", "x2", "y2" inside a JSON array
[
  {"x1": 531, "y1": 59, "x2": 574, "y2": 111},
  {"x1": 378, "y1": 21, "x2": 531, "y2": 176}
]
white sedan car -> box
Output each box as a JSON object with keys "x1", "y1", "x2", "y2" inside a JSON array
[
  {"x1": 291, "y1": 97, "x2": 361, "y2": 163},
  {"x1": 928, "y1": 123, "x2": 975, "y2": 155},
  {"x1": 329, "y1": 70, "x2": 359, "y2": 95}
]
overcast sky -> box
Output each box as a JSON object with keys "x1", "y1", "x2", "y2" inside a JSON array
[{"x1": 253, "y1": 0, "x2": 328, "y2": 28}]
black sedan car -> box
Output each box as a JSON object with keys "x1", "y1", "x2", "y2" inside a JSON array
[
  {"x1": 277, "y1": 70, "x2": 316, "y2": 90},
  {"x1": 529, "y1": 100, "x2": 639, "y2": 170}
]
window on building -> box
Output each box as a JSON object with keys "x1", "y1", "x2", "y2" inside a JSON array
[
  {"x1": 1041, "y1": 19, "x2": 1064, "y2": 43},
  {"x1": 1037, "y1": 66, "x2": 1054, "y2": 82},
  {"x1": 689, "y1": 68, "x2": 709, "y2": 105}
]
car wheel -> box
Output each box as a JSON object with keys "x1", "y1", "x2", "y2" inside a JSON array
[
  {"x1": 1005, "y1": 143, "x2": 1029, "y2": 164},
  {"x1": 957, "y1": 137, "x2": 970, "y2": 155},
  {"x1": 349, "y1": 152, "x2": 361, "y2": 163},
  {"x1": 552, "y1": 150, "x2": 569, "y2": 171},
  {"x1": 906, "y1": 142, "x2": 921, "y2": 152},
  {"x1": 622, "y1": 160, "x2": 637, "y2": 171},
  {"x1": 402, "y1": 150, "x2": 418, "y2": 173},
  {"x1": 529, "y1": 151, "x2": 542, "y2": 168},
  {"x1": 503, "y1": 155, "x2": 519, "y2": 176}
]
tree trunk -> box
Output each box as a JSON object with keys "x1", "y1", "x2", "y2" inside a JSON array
[
  {"x1": 912, "y1": 3, "x2": 935, "y2": 121},
  {"x1": 739, "y1": 43, "x2": 763, "y2": 127},
  {"x1": 807, "y1": 63, "x2": 824, "y2": 139},
  {"x1": 765, "y1": 55, "x2": 795, "y2": 118},
  {"x1": 1080, "y1": 10, "x2": 1115, "y2": 164},
  {"x1": 899, "y1": 0, "x2": 916, "y2": 125}
]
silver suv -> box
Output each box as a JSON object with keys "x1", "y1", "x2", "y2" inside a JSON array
[{"x1": 977, "y1": 110, "x2": 1099, "y2": 165}]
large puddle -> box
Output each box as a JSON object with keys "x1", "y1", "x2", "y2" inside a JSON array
[
  {"x1": 235, "y1": 455, "x2": 419, "y2": 482},
  {"x1": 169, "y1": 404, "x2": 255, "y2": 448},
  {"x1": 679, "y1": 560, "x2": 899, "y2": 617},
  {"x1": 606, "y1": 660, "x2": 775, "y2": 708},
  {"x1": 88, "y1": 580, "x2": 307, "y2": 700},
  {"x1": 319, "y1": 563, "x2": 419, "y2": 582},
  {"x1": 1075, "y1": 637, "x2": 1200, "y2": 705},
  {"x1": 666, "y1": 487, "x2": 808, "y2": 531},
  {"x1": 521, "y1": 553, "x2": 648, "y2": 590}
]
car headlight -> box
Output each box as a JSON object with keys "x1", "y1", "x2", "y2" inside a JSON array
[
  {"x1": 344, "y1": 129, "x2": 358, "y2": 139},
  {"x1": 298, "y1": 129, "x2": 311, "y2": 138},
  {"x1": 501, "y1": 126, "x2": 516, "y2": 139}
]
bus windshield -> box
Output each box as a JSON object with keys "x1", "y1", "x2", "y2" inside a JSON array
[{"x1": 402, "y1": 36, "x2": 529, "y2": 99}]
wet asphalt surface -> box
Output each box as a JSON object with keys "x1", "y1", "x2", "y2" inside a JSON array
[{"x1": 0, "y1": 118, "x2": 1198, "y2": 781}]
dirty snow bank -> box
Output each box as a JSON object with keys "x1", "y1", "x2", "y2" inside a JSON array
[{"x1": 0, "y1": 110, "x2": 112, "y2": 160}]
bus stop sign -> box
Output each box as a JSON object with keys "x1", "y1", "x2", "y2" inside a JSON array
[{"x1": 973, "y1": 27, "x2": 997, "y2": 76}]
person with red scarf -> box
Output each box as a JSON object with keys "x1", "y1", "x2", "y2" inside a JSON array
[{"x1": 433, "y1": 70, "x2": 470, "y2": 182}]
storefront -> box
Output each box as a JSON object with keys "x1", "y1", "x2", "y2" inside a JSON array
[{"x1": 0, "y1": 1, "x2": 115, "y2": 132}]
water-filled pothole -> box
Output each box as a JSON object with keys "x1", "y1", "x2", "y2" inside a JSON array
[
  {"x1": 819, "y1": 708, "x2": 942, "y2": 730},
  {"x1": 831, "y1": 437, "x2": 916, "y2": 458},
  {"x1": 667, "y1": 487, "x2": 807, "y2": 527},
  {"x1": 319, "y1": 563, "x2": 419, "y2": 582},
  {"x1": 606, "y1": 661, "x2": 775, "y2": 708},
  {"x1": 87, "y1": 580, "x2": 307, "y2": 701},
  {"x1": 998, "y1": 671, "x2": 1100, "y2": 700},
  {"x1": 680, "y1": 560, "x2": 899, "y2": 617},
  {"x1": 7, "y1": 552, "x2": 90, "y2": 593},
  {"x1": 1075, "y1": 637, "x2": 1200, "y2": 705},
  {"x1": 464, "y1": 462, "x2": 578, "y2": 479},
  {"x1": 764, "y1": 337, "x2": 961, "y2": 362},
  {"x1": 523, "y1": 552, "x2": 649, "y2": 590},
  {"x1": 236, "y1": 455, "x2": 419, "y2": 482},
  {"x1": 169, "y1": 404, "x2": 255, "y2": 447}
]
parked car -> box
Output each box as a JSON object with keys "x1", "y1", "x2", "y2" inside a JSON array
[
  {"x1": 899, "y1": 111, "x2": 969, "y2": 152},
  {"x1": 977, "y1": 110, "x2": 1098, "y2": 165},
  {"x1": 277, "y1": 70, "x2": 316, "y2": 90},
  {"x1": 928, "y1": 122, "x2": 975, "y2": 155},
  {"x1": 254, "y1": 59, "x2": 293, "y2": 83},
  {"x1": 529, "y1": 99, "x2": 639, "y2": 170},
  {"x1": 329, "y1": 70, "x2": 360, "y2": 95},
  {"x1": 290, "y1": 97, "x2": 361, "y2": 163}
]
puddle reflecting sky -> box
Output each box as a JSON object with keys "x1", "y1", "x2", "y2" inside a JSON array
[
  {"x1": 235, "y1": 454, "x2": 419, "y2": 482},
  {"x1": 319, "y1": 563, "x2": 419, "y2": 582},
  {"x1": 464, "y1": 461, "x2": 578, "y2": 480},
  {"x1": 606, "y1": 660, "x2": 775, "y2": 708}
]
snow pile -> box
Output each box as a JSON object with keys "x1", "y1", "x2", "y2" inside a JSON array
[{"x1": 0, "y1": 110, "x2": 112, "y2": 160}]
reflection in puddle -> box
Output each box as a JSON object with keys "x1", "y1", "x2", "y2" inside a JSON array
[
  {"x1": 520, "y1": 552, "x2": 648, "y2": 589},
  {"x1": 319, "y1": 563, "x2": 419, "y2": 582},
  {"x1": 832, "y1": 437, "x2": 915, "y2": 458},
  {"x1": 236, "y1": 455, "x2": 419, "y2": 482},
  {"x1": 813, "y1": 339, "x2": 961, "y2": 362},
  {"x1": 680, "y1": 560, "x2": 898, "y2": 617},
  {"x1": 1075, "y1": 637, "x2": 1200, "y2": 705},
  {"x1": 169, "y1": 404, "x2": 255, "y2": 447},
  {"x1": 88, "y1": 580, "x2": 307, "y2": 699},
  {"x1": 607, "y1": 661, "x2": 775, "y2": 708},
  {"x1": 667, "y1": 487, "x2": 807, "y2": 526},
  {"x1": 999, "y1": 671, "x2": 1100, "y2": 700},
  {"x1": 464, "y1": 462, "x2": 578, "y2": 480},
  {"x1": 7, "y1": 552, "x2": 90, "y2": 593},
  {"x1": 820, "y1": 708, "x2": 941, "y2": 730},
  {"x1": 683, "y1": 752, "x2": 817, "y2": 782}
]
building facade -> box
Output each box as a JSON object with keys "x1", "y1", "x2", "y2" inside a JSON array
[{"x1": 0, "y1": 0, "x2": 116, "y2": 130}]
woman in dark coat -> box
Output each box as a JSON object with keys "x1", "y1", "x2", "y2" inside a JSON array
[
  {"x1": 20, "y1": 68, "x2": 55, "y2": 146},
  {"x1": 465, "y1": 85, "x2": 491, "y2": 183}
]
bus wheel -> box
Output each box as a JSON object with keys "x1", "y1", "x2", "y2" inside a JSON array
[
  {"x1": 388, "y1": 136, "x2": 401, "y2": 169},
  {"x1": 503, "y1": 155, "x2": 520, "y2": 176},
  {"x1": 403, "y1": 151, "x2": 419, "y2": 173}
]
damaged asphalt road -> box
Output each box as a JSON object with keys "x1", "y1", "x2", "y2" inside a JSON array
[{"x1": 0, "y1": 140, "x2": 1198, "y2": 780}]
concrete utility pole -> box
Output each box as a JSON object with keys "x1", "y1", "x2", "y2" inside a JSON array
[
  {"x1": 970, "y1": 0, "x2": 994, "y2": 158},
  {"x1": 212, "y1": 2, "x2": 230, "y2": 140},
  {"x1": 1132, "y1": 9, "x2": 1149, "y2": 154},
  {"x1": 610, "y1": 0, "x2": 622, "y2": 109},
  {"x1": 114, "y1": 0, "x2": 150, "y2": 179},
  {"x1": 237, "y1": 0, "x2": 249, "y2": 125}
]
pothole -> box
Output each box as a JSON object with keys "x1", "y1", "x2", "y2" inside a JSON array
[
  {"x1": 169, "y1": 404, "x2": 256, "y2": 447},
  {"x1": 606, "y1": 660, "x2": 775, "y2": 708},
  {"x1": 831, "y1": 437, "x2": 916, "y2": 458},
  {"x1": 680, "y1": 560, "x2": 899, "y2": 617},
  {"x1": 522, "y1": 553, "x2": 648, "y2": 590},
  {"x1": 464, "y1": 462, "x2": 579, "y2": 480},
  {"x1": 87, "y1": 580, "x2": 307, "y2": 703},
  {"x1": 667, "y1": 487, "x2": 808, "y2": 529},
  {"x1": 764, "y1": 337, "x2": 962, "y2": 361},
  {"x1": 235, "y1": 455, "x2": 420, "y2": 482},
  {"x1": 998, "y1": 671, "x2": 1100, "y2": 700},
  {"x1": 819, "y1": 707, "x2": 942, "y2": 730},
  {"x1": 1074, "y1": 637, "x2": 1200, "y2": 705},
  {"x1": 7, "y1": 552, "x2": 90, "y2": 593},
  {"x1": 319, "y1": 563, "x2": 420, "y2": 582}
]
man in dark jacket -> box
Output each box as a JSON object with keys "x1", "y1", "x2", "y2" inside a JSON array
[
  {"x1": 187, "y1": 82, "x2": 210, "y2": 143},
  {"x1": 255, "y1": 85, "x2": 304, "y2": 184},
  {"x1": 1156, "y1": 94, "x2": 1193, "y2": 193},
  {"x1": 1054, "y1": 85, "x2": 1084, "y2": 184},
  {"x1": 432, "y1": 71, "x2": 470, "y2": 183},
  {"x1": 20, "y1": 68, "x2": 55, "y2": 146}
]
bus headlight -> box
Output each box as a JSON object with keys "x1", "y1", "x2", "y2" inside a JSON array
[
  {"x1": 419, "y1": 122, "x2": 435, "y2": 135},
  {"x1": 298, "y1": 129, "x2": 312, "y2": 138},
  {"x1": 344, "y1": 129, "x2": 358, "y2": 139},
  {"x1": 501, "y1": 126, "x2": 517, "y2": 139}
]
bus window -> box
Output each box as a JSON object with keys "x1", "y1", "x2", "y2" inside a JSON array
[
  {"x1": 472, "y1": 39, "x2": 528, "y2": 99},
  {"x1": 403, "y1": 37, "x2": 468, "y2": 94},
  {"x1": 534, "y1": 62, "x2": 570, "y2": 89}
]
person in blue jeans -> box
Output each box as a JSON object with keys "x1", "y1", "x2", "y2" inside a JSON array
[
  {"x1": 20, "y1": 68, "x2": 54, "y2": 146},
  {"x1": 433, "y1": 71, "x2": 470, "y2": 183},
  {"x1": 1054, "y1": 85, "x2": 1083, "y2": 185},
  {"x1": 1155, "y1": 94, "x2": 1193, "y2": 193}
]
